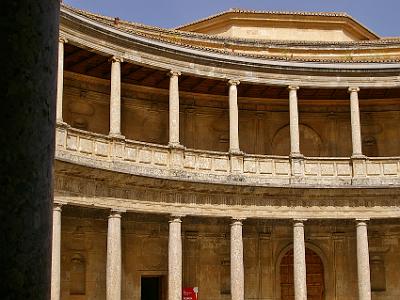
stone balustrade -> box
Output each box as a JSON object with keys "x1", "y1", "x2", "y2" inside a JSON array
[{"x1": 56, "y1": 125, "x2": 400, "y2": 187}]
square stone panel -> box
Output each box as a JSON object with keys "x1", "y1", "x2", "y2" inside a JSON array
[
  {"x1": 66, "y1": 134, "x2": 78, "y2": 151},
  {"x1": 125, "y1": 147, "x2": 137, "y2": 161},
  {"x1": 56, "y1": 129, "x2": 66, "y2": 148},
  {"x1": 244, "y1": 159, "x2": 257, "y2": 174},
  {"x1": 383, "y1": 163, "x2": 398, "y2": 175},
  {"x1": 113, "y1": 143, "x2": 124, "y2": 158},
  {"x1": 275, "y1": 161, "x2": 290, "y2": 175},
  {"x1": 138, "y1": 149, "x2": 152, "y2": 164},
  {"x1": 305, "y1": 163, "x2": 319, "y2": 176},
  {"x1": 259, "y1": 160, "x2": 273, "y2": 174},
  {"x1": 183, "y1": 154, "x2": 196, "y2": 169},
  {"x1": 79, "y1": 138, "x2": 93, "y2": 154},
  {"x1": 353, "y1": 161, "x2": 366, "y2": 176},
  {"x1": 153, "y1": 151, "x2": 168, "y2": 166},
  {"x1": 197, "y1": 156, "x2": 212, "y2": 170},
  {"x1": 336, "y1": 163, "x2": 352, "y2": 176},
  {"x1": 320, "y1": 163, "x2": 335, "y2": 176},
  {"x1": 95, "y1": 140, "x2": 109, "y2": 157},
  {"x1": 213, "y1": 157, "x2": 229, "y2": 172},
  {"x1": 366, "y1": 163, "x2": 381, "y2": 176}
]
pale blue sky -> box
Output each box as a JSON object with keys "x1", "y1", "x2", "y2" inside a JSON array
[{"x1": 64, "y1": 0, "x2": 400, "y2": 37}]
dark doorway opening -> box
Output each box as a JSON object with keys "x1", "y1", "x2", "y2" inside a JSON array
[{"x1": 141, "y1": 276, "x2": 163, "y2": 300}]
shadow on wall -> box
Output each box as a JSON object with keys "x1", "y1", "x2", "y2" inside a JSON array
[{"x1": 271, "y1": 124, "x2": 322, "y2": 156}]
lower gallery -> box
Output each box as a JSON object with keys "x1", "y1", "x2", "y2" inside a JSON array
[
  {"x1": 52, "y1": 4, "x2": 400, "y2": 300},
  {"x1": 54, "y1": 204, "x2": 400, "y2": 299}
]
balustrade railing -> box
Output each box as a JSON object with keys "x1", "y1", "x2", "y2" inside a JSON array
[{"x1": 55, "y1": 125, "x2": 400, "y2": 186}]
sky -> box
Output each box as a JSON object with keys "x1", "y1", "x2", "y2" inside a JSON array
[{"x1": 64, "y1": 0, "x2": 400, "y2": 37}]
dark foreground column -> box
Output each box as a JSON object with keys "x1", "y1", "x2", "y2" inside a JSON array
[{"x1": 0, "y1": 1, "x2": 59, "y2": 299}]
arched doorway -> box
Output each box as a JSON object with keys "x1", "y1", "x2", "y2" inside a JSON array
[{"x1": 280, "y1": 248, "x2": 325, "y2": 300}]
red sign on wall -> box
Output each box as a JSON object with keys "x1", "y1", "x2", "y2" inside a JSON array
[{"x1": 183, "y1": 287, "x2": 198, "y2": 300}]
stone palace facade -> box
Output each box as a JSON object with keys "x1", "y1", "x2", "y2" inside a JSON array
[{"x1": 52, "y1": 5, "x2": 400, "y2": 300}]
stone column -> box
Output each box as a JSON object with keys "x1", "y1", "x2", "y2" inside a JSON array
[
  {"x1": 293, "y1": 219, "x2": 307, "y2": 300},
  {"x1": 51, "y1": 204, "x2": 62, "y2": 300},
  {"x1": 168, "y1": 216, "x2": 183, "y2": 300},
  {"x1": 356, "y1": 219, "x2": 371, "y2": 300},
  {"x1": 168, "y1": 71, "x2": 181, "y2": 147},
  {"x1": 109, "y1": 57, "x2": 123, "y2": 138},
  {"x1": 289, "y1": 86, "x2": 301, "y2": 156},
  {"x1": 231, "y1": 218, "x2": 245, "y2": 300},
  {"x1": 106, "y1": 211, "x2": 122, "y2": 300},
  {"x1": 349, "y1": 87, "x2": 363, "y2": 157},
  {"x1": 1, "y1": 1, "x2": 59, "y2": 298},
  {"x1": 56, "y1": 37, "x2": 67, "y2": 124},
  {"x1": 228, "y1": 79, "x2": 241, "y2": 153}
]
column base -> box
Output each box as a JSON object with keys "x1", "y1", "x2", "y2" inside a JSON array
[
  {"x1": 229, "y1": 149, "x2": 244, "y2": 156},
  {"x1": 290, "y1": 152, "x2": 304, "y2": 159},
  {"x1": 109, "y1": 133, "x2": 125, "y2": 140},
  {"x1": 351, "y1": 154, "x2": 366, "y2": 160},
  {"x1": 168, "y1": 142, "x2": 185, "y2": 150}
]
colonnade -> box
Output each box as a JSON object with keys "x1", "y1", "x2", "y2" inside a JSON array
[
  {"x1": 56, "y1": 38, "x2": 365, "y2": 157},
  {"x1": 50, "y1": 206, "x2": 372, "y2": 300}
]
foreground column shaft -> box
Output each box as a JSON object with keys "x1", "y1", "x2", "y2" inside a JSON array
[
  {"x1": 293, "y1": 219, "x2": 307, "y2": 300},
  {"x1": 228, "y1": 80, "x2": 240, "y2": 153},
  {"x1": 109, "y1": 57, "x2": 123, "y2": 137},
  {"x1": 356, "y1": 220, "x2": 371, "y2": 300},
  {"x1": 56, "y1": 38, "x2": 66, "y2": 123},
  {"x1": 168, "y1": 216, "x2": 182, "y2": 300},
  {"x1": 231, "y1": 219, "x2": 244, "y2": 300},
  {"x1": 349, "y1": 87, "x2": 363, "y2": 156},
  {"x1": 289, "y1": 86, "x2": 301, "y2": 156},
  {"x1": 106, "y1": 211, "x2": 122, "y2": 300},
  {"x1": 51, "y1": 205, "x2": 62, "y2": 300},
  {"x1": 169, "y1": 71, "x2": 181, "y2": 146},
  {"x1": 0, "y1": 1, "x2": 59, "y2": 297}
]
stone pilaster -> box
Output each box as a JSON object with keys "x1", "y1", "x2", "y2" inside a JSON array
[
  {"x1": 231, "y1": 218, "x2": 245, "y2": 300},
  {"x1": 168, "y1": 216, "x2": 183, "y2": 300},
  {"x1": 356, "y1": 219, "x2": 371, "y2": 300},
  {"x1": 56, "y1": 37, "x2": 67, "y2": 124},
  {"x1": 349, "y1": 87, "x2": 363, "y2": 157},
  {"x1": 106, "y1": 210, "x2": 122, "y2": 300},
  {"x1": 109, "y1": 57, "x2": 124, "y2": 138},
  {"x1": 168, "y1": 71, "x2": 181, "y2": 147},
  {"x1": 51, "y1": 204, "x2": 63, "y2": 300},
  {"x1": 293, "y1": 219, "x2": 307, "y2": 300},
  {"x1": 228, "y1": 79, "x2": 241, "y2": 154},
  {"x1": 288, "y1": 86, "x2": 301, "y2": 156}
]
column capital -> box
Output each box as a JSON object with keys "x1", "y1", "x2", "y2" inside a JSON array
[
  {"x1": 288, "y1": 85, "x2": 300, "y2": 91},
  {"x1": 58, "y1": 36, "x2": 68, "y2": 44},
  {"x1": 168, "y1": 70, "x2": 181, "y2": 77},
  {"x1": 293, "y1": 218, "x2": 307, "y2": 226},
  {"x1": 231, "y1": 217, "x2": 246, "y2": 226},
  {"x1": 110, "y1": 56, "x2": 123, "y2": 63},
  {"x1": 109, "y1": 209, "x2": 124, "y2": 218},
  {"x1": 53, "y1": 203, "x2": 64, "y2": 212},
  {"x1": 228, "y1": 79, "x2": 240, "y2": 86},
  {"x1": 355, "y1": 218, "x2": 370, "y2": 225},
  {"x1": 169, "y1": 214, "x2": 184, "y2": 223},
  {"x1": 348, "y1": 86, "x2": 360, "y2": 93}
]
